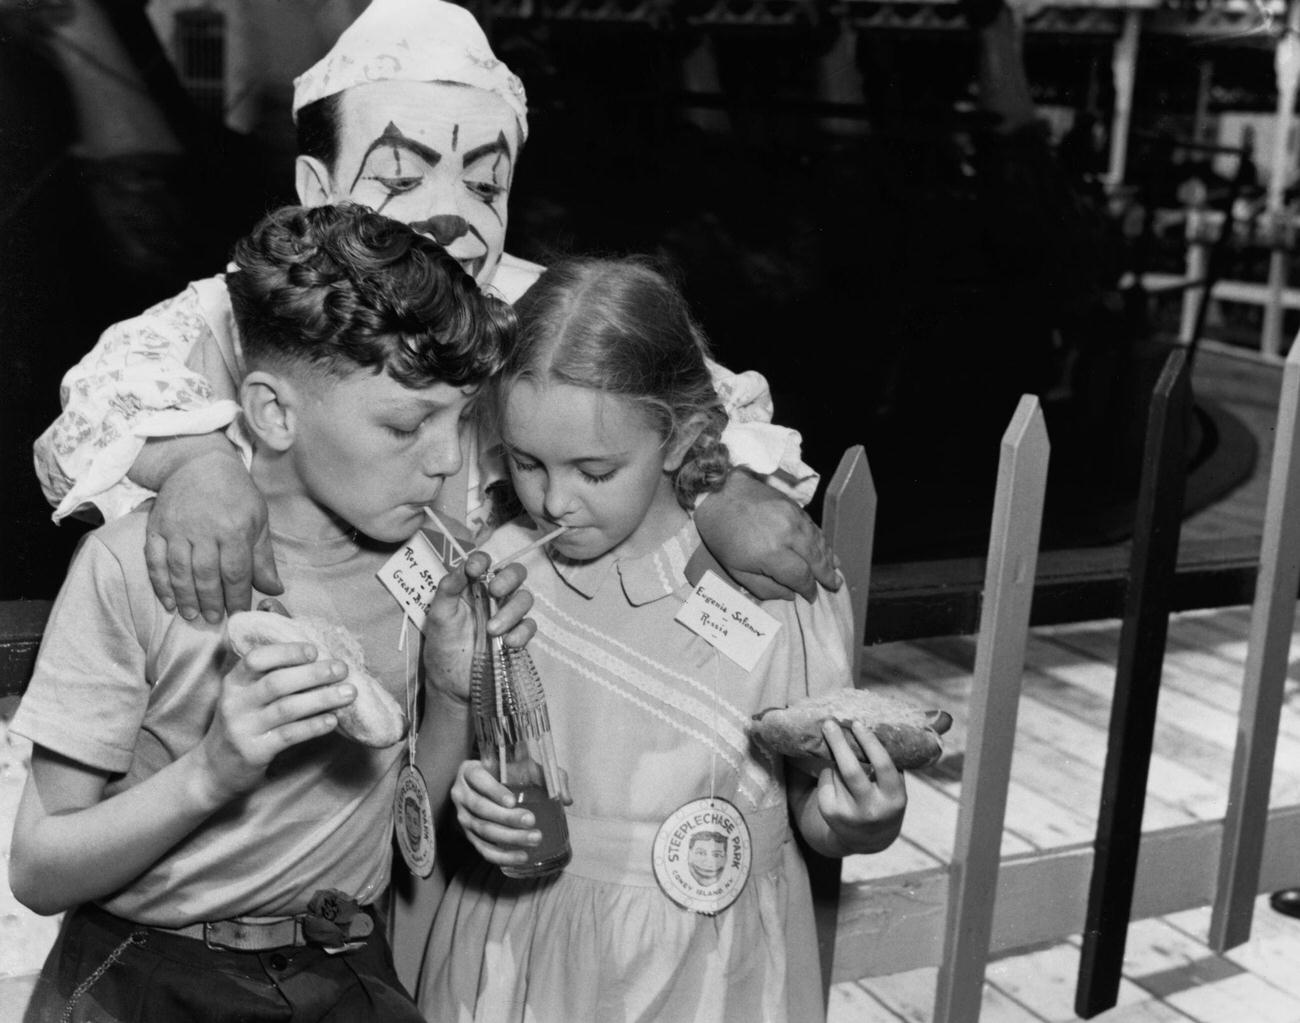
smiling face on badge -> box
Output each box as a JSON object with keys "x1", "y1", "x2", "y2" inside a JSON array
[
  {"x1": 687, "y1": 831, "x2": 728, "y2": 886},
  {"x1": 298, "y1": 80, "x2": 517, "y2": 287}
]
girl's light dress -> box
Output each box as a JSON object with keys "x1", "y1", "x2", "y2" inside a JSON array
[{"x1": 418, "y1": 519, "x2": 857, "y2": 1023}]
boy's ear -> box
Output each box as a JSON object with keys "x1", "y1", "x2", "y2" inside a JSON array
[
  {"x1": 294, "y1": 155, "x2": 334, "y2": 208},
  {"x1": 241, "y1": 370, "x2": 298, "y2": 452},
  {"x1": 663, "y1": 413, "x2": 711, "y2": 473}
]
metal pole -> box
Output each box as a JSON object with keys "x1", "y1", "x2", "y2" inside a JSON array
[
  {"x1": 1262, "y1": 7, "x2": 1300, "y2": 356},
  {"x1": 1107, "y1": 10, "x2": 1141, "y2": 188}
]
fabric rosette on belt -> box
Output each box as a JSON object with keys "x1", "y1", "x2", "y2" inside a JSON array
[{"x1": 302, "y1": 889, "x2": 375, "y2": 954}]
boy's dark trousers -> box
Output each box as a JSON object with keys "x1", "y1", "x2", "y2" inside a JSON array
[{"x1": 23, "y1": 903, "x2": 426, "y2": 1022}]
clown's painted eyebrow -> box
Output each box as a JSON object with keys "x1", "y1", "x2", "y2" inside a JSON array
[
  {"x1": 461, "y1": 133, "x2": 512, "y2": 171},
  {"x1": 350, "y1": 122, "x2": 443, "y2": 191}
]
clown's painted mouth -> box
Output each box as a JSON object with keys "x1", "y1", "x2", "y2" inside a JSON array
[{"x1": 460, "y1": 255, "x2": 486, "y2": 281}]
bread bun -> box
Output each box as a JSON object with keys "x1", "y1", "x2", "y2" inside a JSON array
[
  {"x1": 747, "y1": 688, "x2": 951, "y2": 773},
  {"x1": 227, "y1": 610, "x2": 407, "y2": 748}
]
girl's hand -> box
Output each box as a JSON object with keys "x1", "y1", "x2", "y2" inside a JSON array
[
  {"x1": 815, "y1": 720, "x2": 907, "y2": 855},
  {"x1": 423, "y1": 551, "x2": 535, "y2": 702},
  {"x1": 451, "y1": 759, "x2": 545, "y2": 867},
  {"x1": 191, "y1": 642, "x2": 356, "y2": 806}
]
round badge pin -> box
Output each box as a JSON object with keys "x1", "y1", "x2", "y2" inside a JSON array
[
  {"x1": 652, "y1": 796, "x2": 751, "y2": 916},
  {"x1": 393, "y1": 764, "x2": 436, "y2": 878}
]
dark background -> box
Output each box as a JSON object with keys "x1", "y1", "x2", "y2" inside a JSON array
[{"x1": 1, "y1": 2, "x2": 1280, "y2": 601}]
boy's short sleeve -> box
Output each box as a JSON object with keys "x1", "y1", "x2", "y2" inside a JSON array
[{"x1": 10, "y1": 531, "x2": 154, "y2": 774}]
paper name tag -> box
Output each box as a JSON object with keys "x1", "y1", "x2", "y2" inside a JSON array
[
  {"x1": 377, "y1": 531, "x2": 454, "y2": 630},
  {"x1": 675, "y1": 570, "x2": 780, "y2": 671}
]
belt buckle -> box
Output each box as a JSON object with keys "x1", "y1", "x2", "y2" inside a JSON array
[{"x1": 203, "y1": 918, "x2": 295, "y2": 952}]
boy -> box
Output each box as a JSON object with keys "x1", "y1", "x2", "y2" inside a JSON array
[{"x1": 9, "y1": 204, "x2": 528, "y2": 1022}]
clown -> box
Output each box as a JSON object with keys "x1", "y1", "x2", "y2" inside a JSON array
[{"x1": 34, "y1": 0, "x2": 833, "y2": 626}]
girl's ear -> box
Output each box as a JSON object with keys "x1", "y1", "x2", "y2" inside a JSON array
[
  {"x1": 241, "y1": 370, "x2": 297, "y2": 452},
  {"x1": 294, "y1": 155, "x2": 334, "y2": 208},
  {"x1": 663, "y1": 413, "x2": 711, "y2": 473}
]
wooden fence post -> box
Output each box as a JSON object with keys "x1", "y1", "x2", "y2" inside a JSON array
[
  {"x1": 932, "y1": 396, "x2": 1049, "y2": 1023},
  {"x1": 1209, "y1": 335, "x2": 1300, "y2": 949},
  {"x1": 821, "y1": 445, "x2": 875, "y2": 681},
  {"x1": 810, "y1": 444, "x2": 877, "y2": 1005},
  {"x1": 1076, "y1": 347, "x2": 1191, "y2": 1018}
]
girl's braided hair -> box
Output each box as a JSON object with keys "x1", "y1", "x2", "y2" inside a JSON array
[{"x1": 503, "y1": 256, "x2": 729, "y2": 508}]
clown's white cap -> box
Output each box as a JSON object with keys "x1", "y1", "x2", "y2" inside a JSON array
[{"x1": 292, "y1": 0, "x2": 527, "y2": 140}]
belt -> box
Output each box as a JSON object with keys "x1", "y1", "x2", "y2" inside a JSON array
[
  {"x1": 152, "y1": 916, "x2": 310, "y2": 952},
  {"x1": 148, "y1": 903, "x2": 376, "y2": 953}
]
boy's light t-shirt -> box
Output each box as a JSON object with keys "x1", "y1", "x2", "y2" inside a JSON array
[{"x1": 10, "y1": 511, "x2": 427, "y2": 927}]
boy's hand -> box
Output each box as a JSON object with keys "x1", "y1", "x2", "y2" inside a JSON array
[
  {"x1": 191, "y1": 642, "x2": 355, "y2": 806},
  {"x1": 423, "y1": 550, "x2": 535, "y2": 702},
  {"x1": 451, "y1": 760, "x2": 563, "y2": 867},
  {"x1": 146, "y1": 447, "x2": 283, "y2": 623},
  {"x1": 694, "y1": 471, "x2": 839, "y2": 602},
  {"x1": 815, "y1": 721, "x2": 907, "y2": 855}
]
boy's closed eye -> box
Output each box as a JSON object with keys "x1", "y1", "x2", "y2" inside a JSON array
[{"x1": 382, "y1": 390, "x2": 479, "y2": 440}]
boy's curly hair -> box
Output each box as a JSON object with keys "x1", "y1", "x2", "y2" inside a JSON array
[
  {"x1": 504, "y1": 256, "x2": 730, "y2": 508},
  {"x1": 227, "y1": 204, "x2": 516, "y2": 388}
]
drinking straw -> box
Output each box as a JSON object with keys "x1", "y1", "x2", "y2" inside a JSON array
[
  {"x1": 422, "y1": 506, "x2": 471, "y2": 564},
  {"x1": 490, "y1": 524, "x2": 570, "y2": 571}
]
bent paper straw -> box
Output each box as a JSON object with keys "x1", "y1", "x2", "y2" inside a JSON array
[{"x1": 422, "y1": 506, "x2": 471, "y2": 563}]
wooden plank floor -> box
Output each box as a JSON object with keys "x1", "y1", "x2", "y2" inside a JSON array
[{"x1": 828, "y1": 604, "x2": 1300, "y2": 1022}]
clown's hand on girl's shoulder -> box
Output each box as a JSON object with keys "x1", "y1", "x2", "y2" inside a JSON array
[
  {"x1": 422, "y1": 550, "x2": 535, "y2": 703},
  {"x1": 694, "y1": 470, "x2": 840, "y2": 602},
  {"x1": 792, "y1": 720, "x2": 907, "y2": 858},
  {"x1": 451, "y1": 759, "x2": 572, "y2": 867}
]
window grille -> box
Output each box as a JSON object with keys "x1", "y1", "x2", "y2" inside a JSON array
[{"x1": 173, "y1": 8, "x2": 226, "y2": 120}]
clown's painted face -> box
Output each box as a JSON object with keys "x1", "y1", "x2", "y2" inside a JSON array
[{"x1": 303, "y1": 80, "x2": 518, "y2": 287}]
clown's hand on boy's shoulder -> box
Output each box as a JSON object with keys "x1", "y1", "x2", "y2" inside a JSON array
[
  {"x1": 143, "y1": 435, "x2": 283, "y2": 625},
  {"x1": 450, "y1": 758, "x2": 571, "y2": 867},
  {"x1": 792, "y1": 721, "x2": 907, "y2": 858},
  {"x1": 422, "y1": 550, "x2": 535, "y2": 703},
  {"x1": 694, "y1": 470, "x2": 839, "y2": 603}
]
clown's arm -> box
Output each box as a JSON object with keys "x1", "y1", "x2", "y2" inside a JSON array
[{"x1": 33, "y1": 276, "x2": 281, "y2": 623}]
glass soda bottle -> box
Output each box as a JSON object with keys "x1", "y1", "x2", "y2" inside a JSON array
[{"x1": 469, "y1": 577, "x2": 571, "y2": 878}]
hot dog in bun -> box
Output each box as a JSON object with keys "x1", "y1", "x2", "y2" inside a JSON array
[
  {"x1": 227, "y1": 609, "x2": 407, "y2": 748},
  {"x1": 747, "y1": 688, "x2": 951, "y2": 773}
]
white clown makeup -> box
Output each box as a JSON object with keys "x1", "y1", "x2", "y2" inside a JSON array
[{"x1": 302, "y1": 80, "x2": 518, "y2": 287}]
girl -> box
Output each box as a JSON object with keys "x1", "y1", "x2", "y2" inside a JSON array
[{"x1": 417, "y1": 257, "x2": 906, "y2": 1022}]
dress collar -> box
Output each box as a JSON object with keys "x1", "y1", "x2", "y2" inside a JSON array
[{"x1": 548, "y1": 519, "x2": 701, "y2": 606}]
